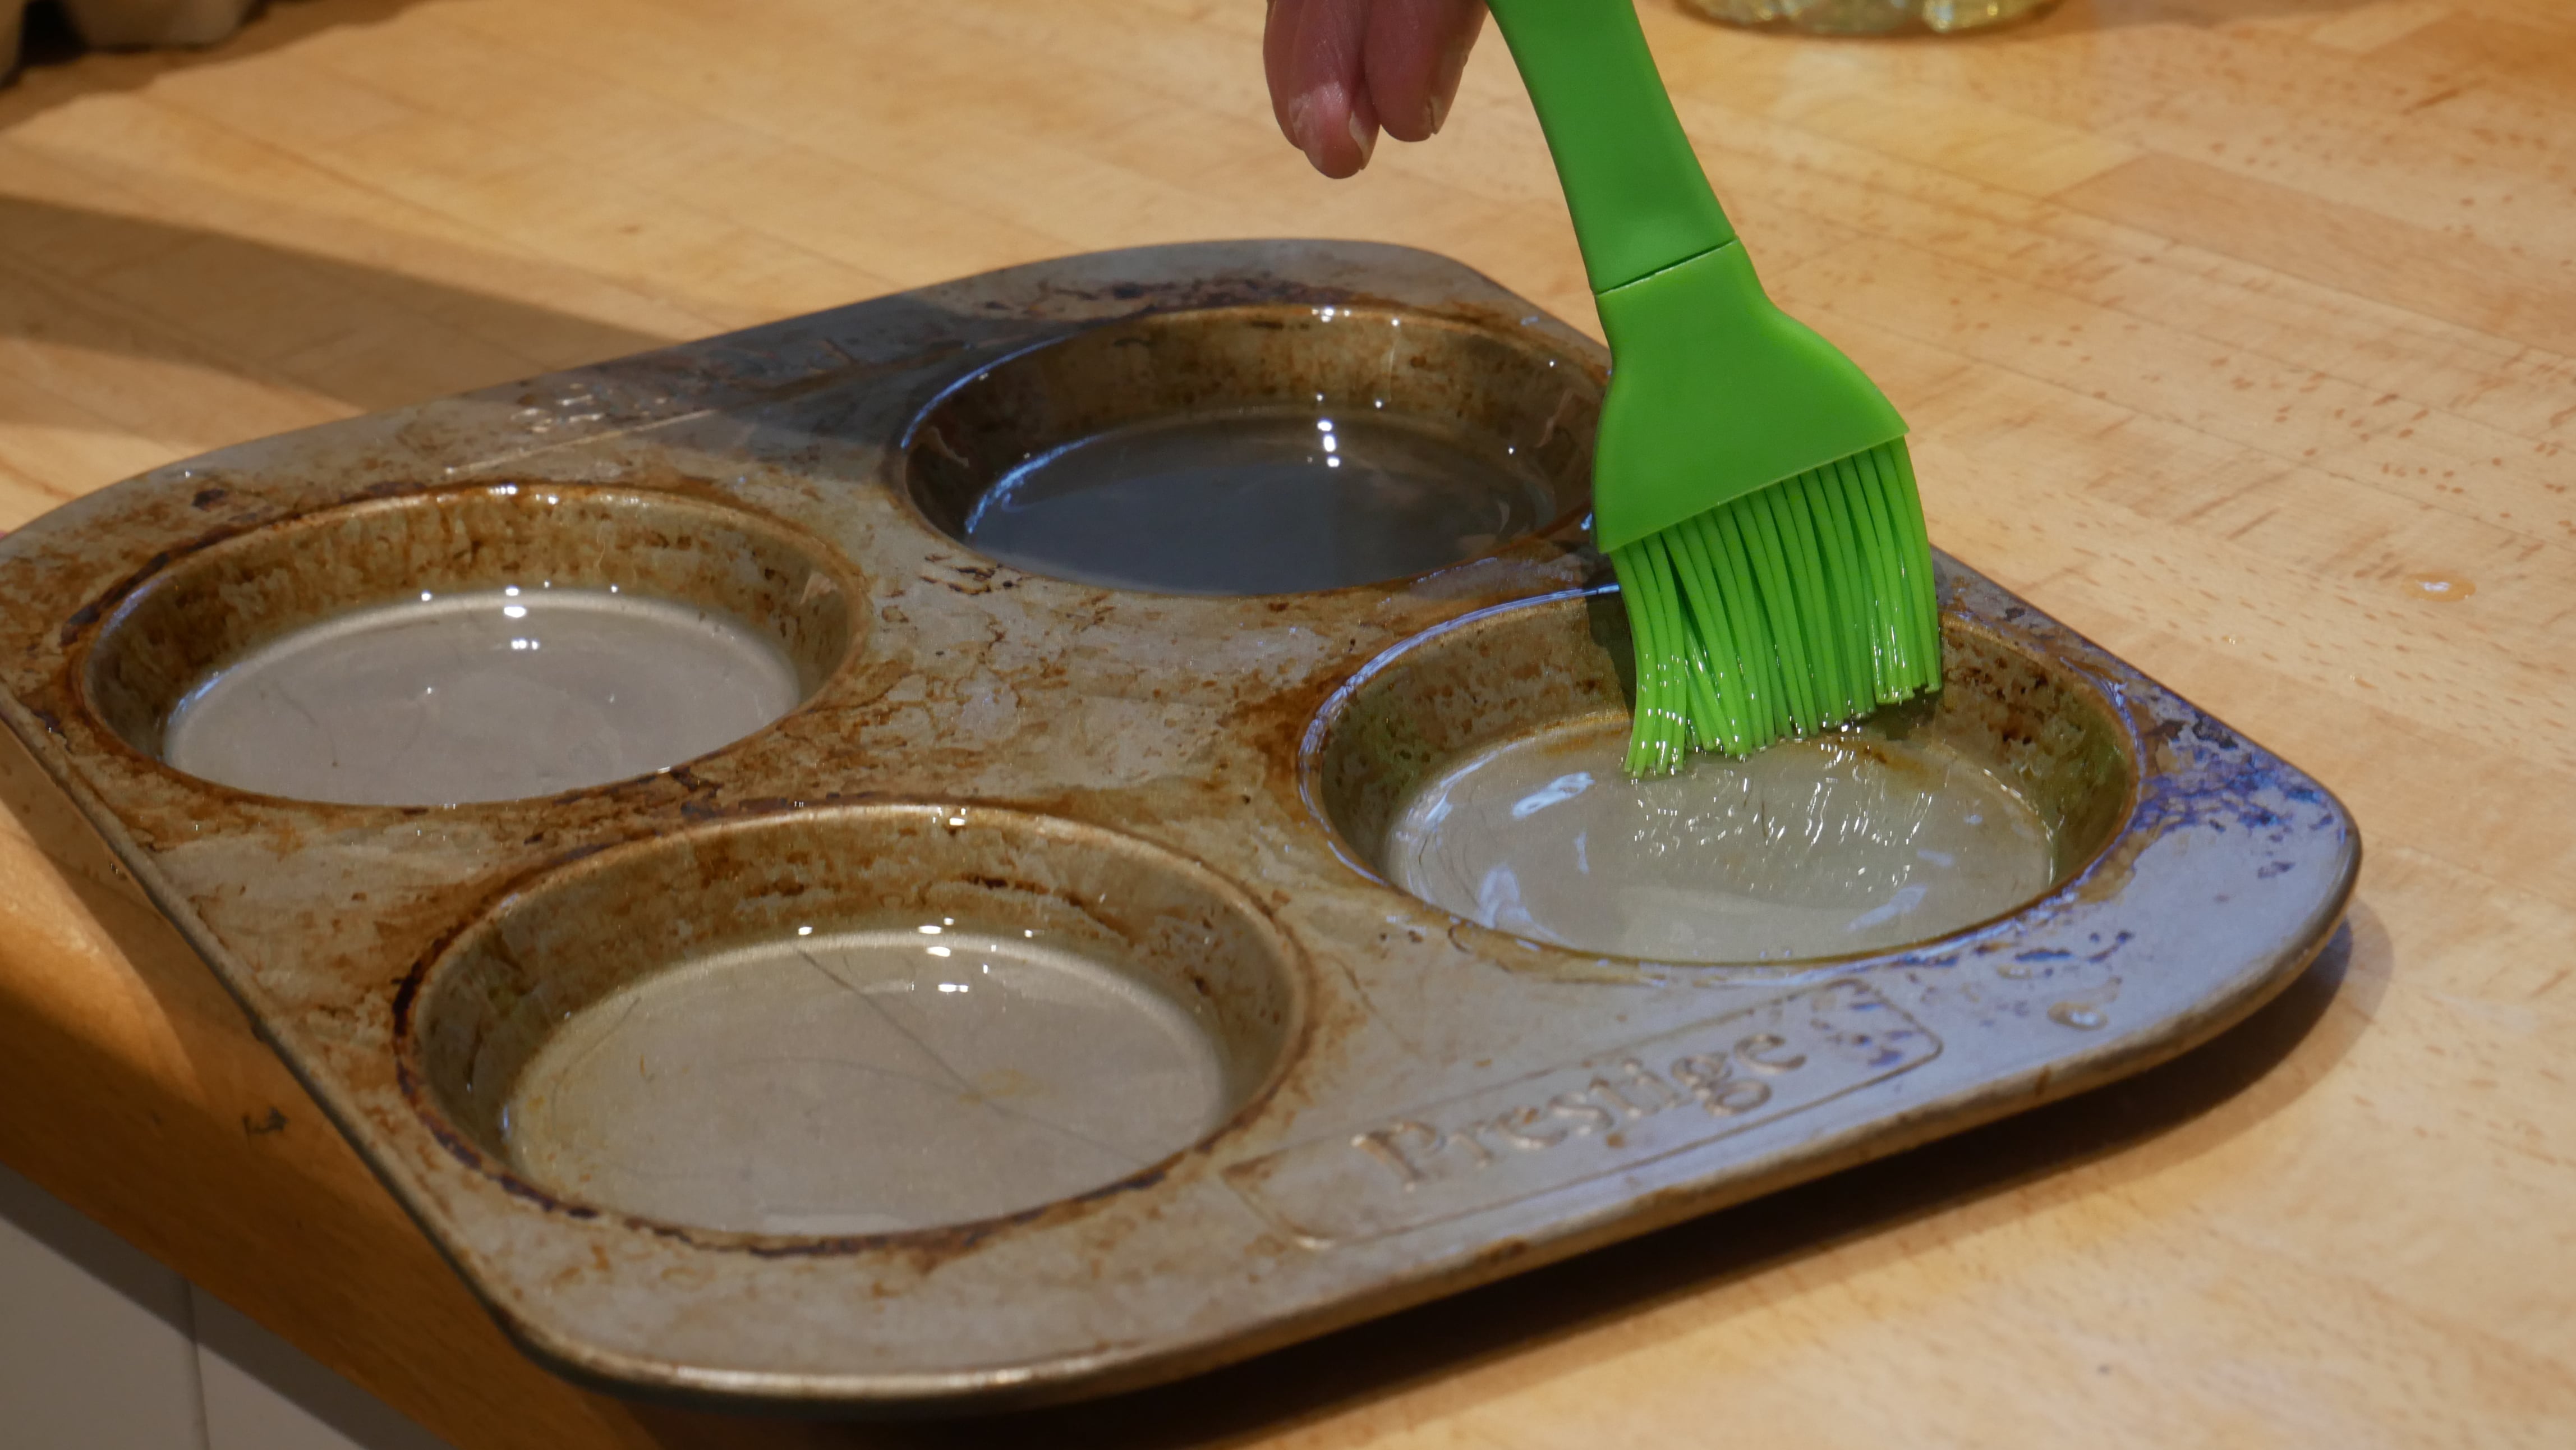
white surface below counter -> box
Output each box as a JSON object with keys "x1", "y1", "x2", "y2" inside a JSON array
[{"x1": 1, "y1": 1161, "x2": 448, "y2": 1450}]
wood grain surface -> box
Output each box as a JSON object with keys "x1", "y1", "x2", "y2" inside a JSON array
[{"x1": 2, "y1": 1, "x2": 2570, "y2": 1445}]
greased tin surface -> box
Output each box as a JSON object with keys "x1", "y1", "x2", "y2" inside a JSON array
[{"x1": 0, "y1": 243, "x2": 2355, "y2": 1411}]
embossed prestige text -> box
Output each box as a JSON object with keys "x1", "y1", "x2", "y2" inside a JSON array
[{"x1": 1226, "y1": 980, "x2": 1940, "y2": 1244}]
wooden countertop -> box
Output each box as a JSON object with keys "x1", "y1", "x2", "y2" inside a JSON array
[{"x1": 2, "y1": 1, "x2": 2569, "y2": 1444}]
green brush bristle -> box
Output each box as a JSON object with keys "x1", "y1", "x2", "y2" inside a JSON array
[{"x1": 1611, "y1": 439, "x2": 1943, "y2": 776}]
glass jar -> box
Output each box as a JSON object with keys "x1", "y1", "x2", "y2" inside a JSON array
[{"x1": 1679, "y1": 0, "x2": 2059, "y2": 35}]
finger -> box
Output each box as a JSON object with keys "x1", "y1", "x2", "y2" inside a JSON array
[
  {"x1": 1265, "y1": 0, "x2": 1379, "y2": 177},
  {"x1": 1263, "y1": 0, "x2": 1312, "y2": 142},
  {"x1": 1365, "y1": 0, "x2": 1485, "y2": 144}
]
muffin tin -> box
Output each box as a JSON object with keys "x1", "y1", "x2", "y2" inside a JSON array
[{"x1": 0, "y1": 241, "x2": 2356, "y2": 1411}]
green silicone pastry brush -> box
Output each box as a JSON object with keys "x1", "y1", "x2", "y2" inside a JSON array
[{"x1": 1486, "y1": 0, "x2": 1942, "y2": 774}]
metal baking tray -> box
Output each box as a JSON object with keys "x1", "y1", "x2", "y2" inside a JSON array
[{"x1": 0, "y1": 241, "x2": 2356, "y2": 1412}]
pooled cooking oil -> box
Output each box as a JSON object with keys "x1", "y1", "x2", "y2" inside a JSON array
[
  {"x1": 963, "y1": 405, "x2": 1557, "y2": 594},
  {"x1": 163, "y1": 586, "x2": 799, "y2": 806},
  {"x1": 1386, "y1": 714, "x2": 2054, "y2": 962},
  {"x1": 496, "y1": 921, "x2": 1229, "y2": 1236}
]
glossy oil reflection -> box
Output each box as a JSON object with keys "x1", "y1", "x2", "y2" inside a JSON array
[
  {"x1": 495, "y1": 920, "x2": 1230, "y2": 1236},
  {"x1": 962, "y1": 405, "x2": 1557, "y2": 595},
  {"x1": 1386, "y1": 714, "x2": 2056, "y2": 962},
  {"x1": 161, "y1": 586, "x2": 799, "y2": 805}
]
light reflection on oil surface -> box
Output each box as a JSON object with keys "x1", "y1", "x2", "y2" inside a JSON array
[
  {"x1": 963, "y1": 405, "x2": 1556, "y2": 594},
  {"x1": 495, "y1": 921, "x2": 1227, "y2": 1235},
  {"x1": 1386, "y1": 715, "x2": 2055, "y2": 962},
  {"x1": 162, "y1": 586, "x2": 798, "y2": 805}
]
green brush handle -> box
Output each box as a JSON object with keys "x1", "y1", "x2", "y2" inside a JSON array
[
  {"x1": 1487, "y1": 0, "x2": 1906, "y2": 558},
  {"x1": 1484, "y1": 0, "x2": 1735, "y2": 293}
]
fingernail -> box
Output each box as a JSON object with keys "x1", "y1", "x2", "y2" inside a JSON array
[
  {"x1": 1433, "y1": 31, "x2": 1474, "y2": 135},
  {"x1": 1286, "y1": 94, "x2": 1323, "y2": 169},
  {"x1": 1349, "y1": 112, "x2": 1376, "y2": 164}
]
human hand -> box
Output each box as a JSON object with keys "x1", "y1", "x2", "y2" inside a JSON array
[{"x1": 1265, "y1": 0, "x2": 1488, "y2": 178}]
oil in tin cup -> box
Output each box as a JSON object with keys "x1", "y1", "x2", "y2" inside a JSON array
[
  {"x1": 901, "y1": 305, "x2": 1600, "y2": 595},
  {"x1": 405, "y1": 806, "x2": 1302, "y2": 1237},
  {"x1": 1306, "y1": 589, "x2": 2135, "y2": 965},
  {"x1": 80, "y1": 485, "x2": 858, "y2": 806}
]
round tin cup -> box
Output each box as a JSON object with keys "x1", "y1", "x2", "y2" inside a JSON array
[
  {"x1": 402, "y1": 802, "x2": 1307, "y2": 1242},
  {"x1": 1301, "y1": 587, "x2": 2136, "y2": 968},
  {"x1": 79, "y1": 483, "x2": 861, "y2": 806},
  {"x1": 900, "y1": 303, "x2": 1601, "y2": 596}
]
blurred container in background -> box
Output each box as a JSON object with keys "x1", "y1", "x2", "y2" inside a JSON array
[
  {"x1": 3, "y1": 0, "x2": 258, "y2": 85},
  {"x1": 58, "y1": 0, "x2": 257, "y2": 48},
  {"x1": 1682, "y1": 0, "x2": 2058, "y2": 34}
]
